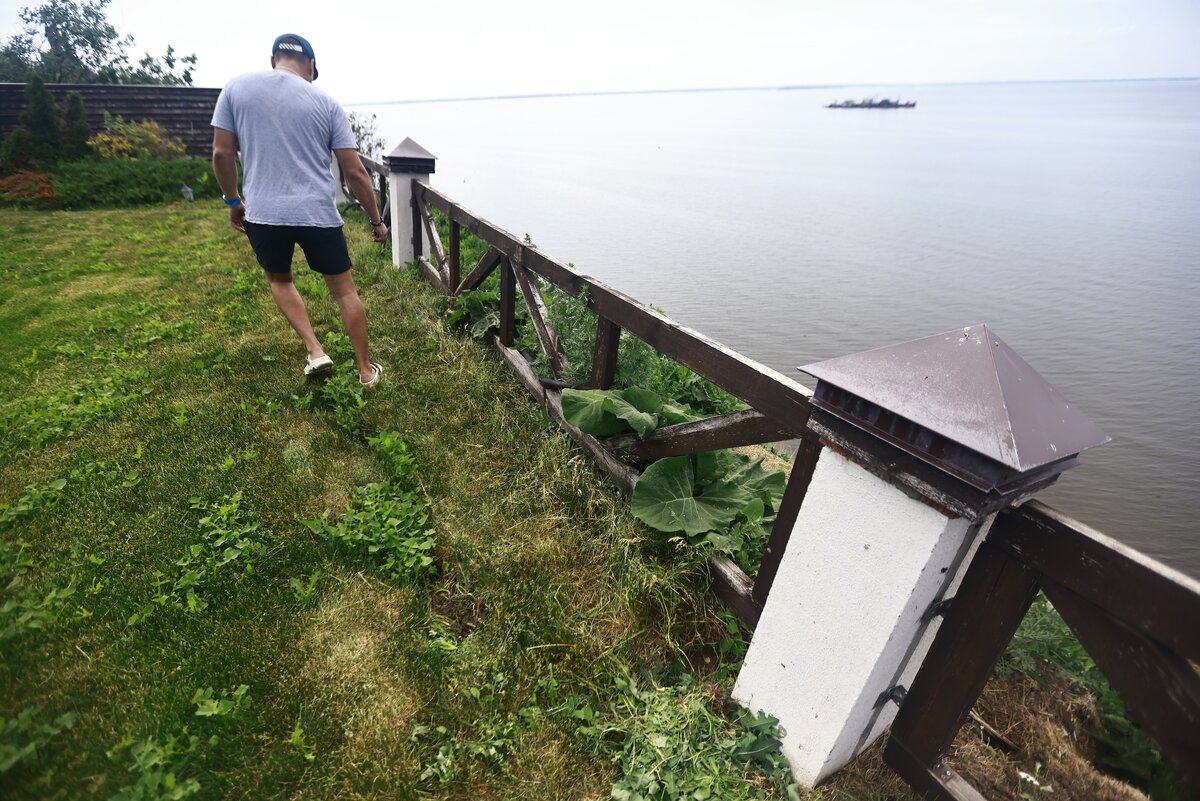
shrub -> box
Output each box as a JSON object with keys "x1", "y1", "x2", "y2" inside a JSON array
[
  {"x1": 59, "y1": 92, "x2": 92, "y2": 161},
  {"x1": 51, "y1": 159, "x2": 218, "y2": 208},
  {"x1": 87, "y1": 113, "x2": 185, "y2": 160},
  {"x1": 0, "y1": 125, "x2": 35, "y2": 175},
  {"x1": 21, "y1": 75, "x2": 59, "y2": 166},
  {"x1": 0, "y1": 169, "x2": 62, "y2": 209}
]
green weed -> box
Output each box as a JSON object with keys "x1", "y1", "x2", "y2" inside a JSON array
[
  {"x1": 288, "y1": 570, "x2": 321, "y2": 605},
  {"x1": 106, "y1": 728, "x2": 203, "y2": 801},
  {"x1": 0, "y1": 706, "x2": 75, "y2": 774},
  {"x1": 0, "y1": 539, "x2": 77, "y2": 642},
  {"x1": 305, "y1": 478, "x2": 434, "y2": 583},
  {"x1": 191, "y1": 685, "x2": 251, "y2": 719},
  {"x1": 0, "y1": 365, "x2": 150, "y2": 453},
  {"x1": 289, "y1": 719, "x2": 315, "y2": 763},
  {"x1": 127, "y1": 492, "x2": 263, "y2": 625},
  {"x1": 0, "y1": 477, "x2": 67, "y2": 530}
]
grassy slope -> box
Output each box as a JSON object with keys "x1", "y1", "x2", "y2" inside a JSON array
[{"x1": 0, "y1": 206, "x2": 921, "y2": 801}]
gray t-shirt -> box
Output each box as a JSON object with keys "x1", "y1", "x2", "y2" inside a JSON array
[{"x1": 211, "y1": 70, "x2": 357, "y2": 227}]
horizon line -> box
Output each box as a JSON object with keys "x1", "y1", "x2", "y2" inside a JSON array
[{"x1": 344, "y1": 75, "x2": 1199, "y2": 107}]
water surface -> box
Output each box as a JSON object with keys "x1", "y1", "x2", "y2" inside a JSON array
[{"x1": 360, "y1": 80, "x2": 1200, "y2": 575}]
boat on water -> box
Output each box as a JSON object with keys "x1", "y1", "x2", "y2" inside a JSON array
[{"x1": 825, "y1": 98, "x2": 916, "y2": 109}]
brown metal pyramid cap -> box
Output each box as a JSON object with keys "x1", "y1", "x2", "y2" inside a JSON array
[
  {"x1": 385, "y1": 138, "x2": 437, "y2": 173},
  {"x1": 387, "y1": 137, "x2": 436, "y2": 161},
  {"x1": 800, "y1": 325, "x2": 1109, "y2": 472}
]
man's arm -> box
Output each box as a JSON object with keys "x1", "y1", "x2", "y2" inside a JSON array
[
  {"x1": 211, "y1": 128, "x2": 245, "y2": 232},
  {"x1": 334, "y1": 148, "x2": 389, "y2": 244}
]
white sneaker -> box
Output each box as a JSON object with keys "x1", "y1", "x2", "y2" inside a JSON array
[
  {"x1": 360, "y1": 362, "x2": 383, "y2": 388},
  {"x1": 304, "y1": 353, "x2": 334, "y2": 376}
]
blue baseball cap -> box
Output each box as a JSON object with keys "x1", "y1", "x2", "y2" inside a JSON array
[{"x1": 272, "y1": 33, "x2": 318, "y2": 79}]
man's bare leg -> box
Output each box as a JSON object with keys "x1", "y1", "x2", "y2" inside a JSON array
[
  {"x1": 265, "y1": 272, "x2": 324, "y2": 358},
  {"x1": 323, "y1": 270, "x2": 373, "y2": 383}
]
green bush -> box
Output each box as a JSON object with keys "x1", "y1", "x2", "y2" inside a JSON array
[
  {"x1": 87, "y1": 113, "x2": 185, "y2": 160},
  {"x1": 51, "y1": 159, "x2": 218, "y2": 209}
]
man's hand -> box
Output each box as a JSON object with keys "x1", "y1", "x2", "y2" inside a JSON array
[
  {"x1": 230, "y1": 203, "x2": 246, "y2": 233},
  {"x1": 371, "y1": 222, "x2": 389, "y2": 243}
]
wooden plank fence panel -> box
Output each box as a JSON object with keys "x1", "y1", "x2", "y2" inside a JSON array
[{"x1": 0, "y1": 83, "x2": 221, "y2": 157}]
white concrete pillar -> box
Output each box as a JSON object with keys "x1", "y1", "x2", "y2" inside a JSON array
[
  {"x1": 383, "y1": 138, "x2": 437, "y2": 267},
  {"x1": 732, "y1": 324, "x2": 1108, "y2": 787},
  {"x1": 331, "y1": 160, "x2": 351, "y2": 207},
  {"x1": 733, "y1": 449, "x2": 986, "y2": 785}
]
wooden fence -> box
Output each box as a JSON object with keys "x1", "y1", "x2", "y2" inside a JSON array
[
  {"x1": 0, "y1": 83, "x2": 221, "y2": 157},
  {"x1": 364, "y1": 161, "x2": 1199, "y2": 799}
]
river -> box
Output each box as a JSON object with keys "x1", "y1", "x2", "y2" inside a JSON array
[{"x1": 354, "y1": 79, "x2": 1200, "y2": 576}]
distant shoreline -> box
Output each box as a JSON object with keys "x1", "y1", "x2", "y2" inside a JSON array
[{"x1": 345, "y1": 75, "x2": 1200, "y2": 107}]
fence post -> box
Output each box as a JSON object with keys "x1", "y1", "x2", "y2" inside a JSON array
[
  {"x1": 731, "y1": 324, "x2": 1107, "y2": 787},
  {"x1": 384, "y1": 137, "x2": 437, "y2": 267}
]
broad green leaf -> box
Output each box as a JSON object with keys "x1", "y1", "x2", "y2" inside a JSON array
[
  {"x1": 621, "y1": 387, "x2": 662, "y2": 414},
  {"x1": 724, "y1": 455, "x2": 787, "y2": 510},
  {"x1": 658, "y1": 401, "x2": 696, "y2": 424},
  {"x1": 608, "y1": 394, "x2": 659, "y2": 439},
  {"x1": 632, "y1": 455, "x2": 753, "y2": 535},
  {"x1": 561, "y1": 389, "x2": 628, "y2": 437}
]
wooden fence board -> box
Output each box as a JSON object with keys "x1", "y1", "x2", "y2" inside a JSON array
[
  {"x1": 418, "y1": 196, "x2": 448, "y2": 277},
  {"x1": 753, "y1": 436, "x2": 823, "y2": 610},
  {"x1": 605, "y1": 409, "x2": 806, "y2": 462},
  {"x1": 995, "y1": 501, "x2": 1200, "y2": 661},
  {"x1": 456, "y1": 247, "x2": 503, "y2": 295},
  {"x1": 591, "y1": 316, "x2": 621, "y2": 390},
  {"x1": 1043, "y1": 579, "x2": 1200, "y2": 795},
  {"x1": 709, "y1": 557, "x2": 759, "y2": 629},
  {"x1": 513, "y1": 262, "x2": 566, "y2": 377}
]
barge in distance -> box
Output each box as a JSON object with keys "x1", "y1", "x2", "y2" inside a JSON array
[{"x1": 825, "y1": 98, "x2": 916, "y2": 109}]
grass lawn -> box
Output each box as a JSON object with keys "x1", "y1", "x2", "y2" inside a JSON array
[{"x1": 0, "y1": 205, "x2": 921, "y2": 800}]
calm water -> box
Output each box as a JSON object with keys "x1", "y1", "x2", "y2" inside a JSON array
[{"x1": 357, "y1": 80, "x2": 1200, "y2": 576}]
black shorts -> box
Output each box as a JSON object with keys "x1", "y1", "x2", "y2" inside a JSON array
[{"x1": 244, "y1": 222, "x2": 352, "y2": 276}]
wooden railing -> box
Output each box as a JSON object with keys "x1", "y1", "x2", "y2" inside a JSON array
[
  {"x1": 337, "y1": 154, "x2": 389, "y2": 220},
  {"x1": 406, "y1": 178, "x2": 824, "y2": 623},
  {"x1": 884, "y1": 501, "x2": 1200, "y2": 799},
  {"x1": 363, "y1": 164, "x2": 1198, "y2": 799}
]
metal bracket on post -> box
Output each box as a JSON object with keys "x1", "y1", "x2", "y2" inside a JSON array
[
  {"x1": 922, "y1": 596, "x2": 955, "y2": 623},
  {"x1": 876, "y1": 685, "x2": 908, "y2": 708}
]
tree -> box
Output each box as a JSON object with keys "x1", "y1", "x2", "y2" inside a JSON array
[
  {"x1": 348, "y1": 112, "x2": 387, "y2": 161},
  {"x1": 0, "y1": 0, "x2": 197, "y2": 85}
]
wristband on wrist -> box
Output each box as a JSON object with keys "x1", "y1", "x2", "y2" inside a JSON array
[
  {"x1": 369, "y1": 217, "x2": 385, "y2": 227},
  {"x1": 222, "y1": 195, "x2": 242, "y2": 208}
]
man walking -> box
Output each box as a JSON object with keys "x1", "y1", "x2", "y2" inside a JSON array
[{"x1": 211, "y1": 33, "x2": 387, "y2": 387}]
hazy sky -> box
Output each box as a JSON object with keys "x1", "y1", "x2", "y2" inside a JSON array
[{"x1": 2, "y1": 0, "x2": 1198, "y2": 104}]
